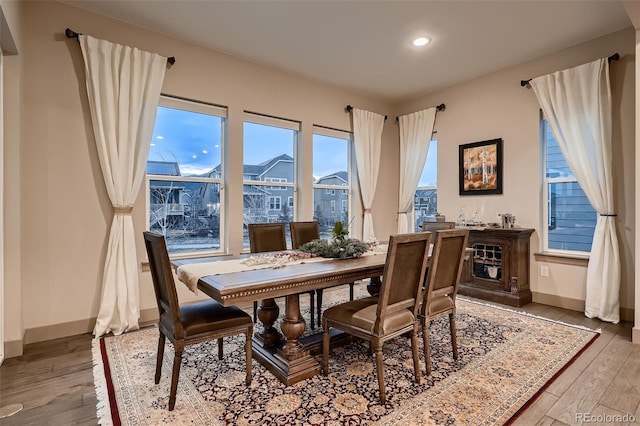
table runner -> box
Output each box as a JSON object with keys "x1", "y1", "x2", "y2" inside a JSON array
[{"x1": 176, "y1": 247, "x2": 388, "y2": 294}]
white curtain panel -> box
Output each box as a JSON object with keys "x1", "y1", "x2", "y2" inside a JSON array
[
  {"x1": 352, "y1": 108, "x2": 385, "y2": 241},
  {"x1": 79, "y1": 35, "x2": 167, "y2": 337},
  {"x1": 531, "y1": 58, "x2": 620, "y2": 323},
  {"x1": 397, "y1": 108, "x2": 437, "y2": 233}
]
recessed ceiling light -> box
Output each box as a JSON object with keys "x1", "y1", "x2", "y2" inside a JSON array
[{"x1": 413, "y1": 37, "x2": 430, "y2": 47}]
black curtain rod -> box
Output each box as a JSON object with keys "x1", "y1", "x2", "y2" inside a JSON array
[
  {"x1": 345, "y1": 105, "x2": 387, "y2": 121},
  {"x1": 65, "y1": 28, "x2": 176, "y2": 65},
  {"x1": 520, "y1": 53, "x2": 619, "y2": 88},
  {"x1": 395, "y1": 103, "x2": 446, "y2": 121}
]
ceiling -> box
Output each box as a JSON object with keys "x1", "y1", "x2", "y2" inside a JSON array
[{"x1": 62, "y1": 0, "x2": 632, "y2": 103}]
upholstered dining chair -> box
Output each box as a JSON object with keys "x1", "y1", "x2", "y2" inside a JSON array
[
  {"x1": 289, "y1": 221, "x2": 355, "y2": 328},
  {"x1": 420, "y1": 221, "x2": 456, "y2": 244},
  {"x1": 248, "y1": 223, "x2": 316, "y2": 327},
  {"x1": 143, "y1": 231, "x2": 253, "y2": 411},
  {"x1": 420, "y1": 228, "x2": 469, "y2": 375},
  {"x1": 322, "y1": 232, "x2": 431, "y2": 404}
]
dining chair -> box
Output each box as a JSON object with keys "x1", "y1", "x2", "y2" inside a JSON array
[
  {"x1": 143, "y1": 231, "x2": 253, "y2": 411},
  {"x1": 248, "y1": 223, "x2": 316, "y2": 328},
  {"x1": 420, "y1": 228, "x2": 469, "y2": 375},
  {"x1": 289, "y1": 221, "x2": 355, "y2": 328},
  {"x1": 322, "y1": 232, "x2": 431, "y2": 404},
  {"x1": 420, "y1": 221, "x2": 456, "y2": 244}
]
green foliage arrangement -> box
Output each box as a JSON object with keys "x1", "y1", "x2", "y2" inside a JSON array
[{"x1": 299, "y1": 221, "x2": 370, "y2": 259}]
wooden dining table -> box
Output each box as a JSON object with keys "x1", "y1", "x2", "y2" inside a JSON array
[{"x1": 172, "y1": 253, "x2": 386, "y2": 386}]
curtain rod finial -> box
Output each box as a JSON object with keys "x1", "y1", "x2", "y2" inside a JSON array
[{"x1": 65, "y1": 28, "x2": 80, "y2": 39}]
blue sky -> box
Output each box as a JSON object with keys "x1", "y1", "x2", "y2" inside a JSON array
[{"x1": 149, "y1": 106, "x2": 437, "y2": 185}]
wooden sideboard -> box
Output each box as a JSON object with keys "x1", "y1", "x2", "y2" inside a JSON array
[{"x1": 458, "y1": 227, "x2": 534, "y2": 307}]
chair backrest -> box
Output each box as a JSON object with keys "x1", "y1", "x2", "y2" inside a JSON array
[
  {"x1": 248, "y1": 223, "x2": 287, "y2": 253},
  {"x1": 289, "y1": 221, "x2": 320, "y2": 249},
  {"x1": 423, "y1": 228, "x2": 469, "y2": 303},
  {"x1": 144, "y1": 231, "x2": 181, "y2": 326},
  {"x1": 374, "y1": 232, "x2": 431, "y2": 335},
  {"x1": 421, "y1": 221, "x2": 456, "y2": 244}
]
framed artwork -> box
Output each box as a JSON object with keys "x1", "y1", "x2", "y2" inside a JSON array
[{"x1": 459, "y1": 138, "x2": 503, "y2": 195}]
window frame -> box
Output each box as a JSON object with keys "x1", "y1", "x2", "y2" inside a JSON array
[
  {"x1": 540, "y1": 113, "x2": 594, "y2": 256},
  {"x1": 145, "y1": 95, "x2": 227, "y2": 258},
  {"x1": 413, "y1": 140, "x2": 438, "y2": 232},
  {"x1": 242, "y1": 112, "x2": 300, "y2": 248},
  {"x1": 312, "y1": 126, "x2": 353, "y2": 234}
]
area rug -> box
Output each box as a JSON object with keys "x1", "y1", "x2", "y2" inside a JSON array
[{"x1": 92, "y1": 293, "x2": 599, "y2": 425}]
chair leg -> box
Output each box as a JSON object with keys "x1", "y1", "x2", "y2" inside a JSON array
[
  {"x1": 422, "y1": 318, "x2": 432, "y2": 376},
  {"x1": 309, "y1": 291, "x2": 315, "y2": 329},
  {"x1": 316, "y1": 289, "x2": 324, "y2": 328},
  {"x1": 217, "y1": 338, "x2": 223, "y2": 360},
  {"x1": 410, "y1": 331, "x2": 421, "y2": 384},
  {"x1": 450, "y1": 312, "x2": 459, "y2": 360},
  {"x1": 169, "y1": 346, "x2": 183, "y2": 411},
  {"x1": 245, "y1": 329, "x2": 253, "y2": 385},
  {"x1": 349, "y1": 282, "x2": 354, "y2": 300},
  {"x1": 373, "y1": 343, "x2": 386, "y2": 404},
  {"x1": 253, "y1": 301, "x2": 258, "y2": 323},
  {"x1": 322, "y1": 319, "x2": 330, "y2": 375},
  {"x1": 155, "y1": 333, "x2": 166, "y2": 384}
]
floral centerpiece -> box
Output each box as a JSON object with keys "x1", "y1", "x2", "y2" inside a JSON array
[{"x1": 299, "y1": 221, "x2": 371, "y2": 259}]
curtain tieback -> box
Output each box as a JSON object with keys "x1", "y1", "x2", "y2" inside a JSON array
[
  {"x1": 113, "y1": 205, "x2": 134, "y2": 215},
  {"x1": 364, "y1": 209, "x2": 372, "y2": 213},
  {"x1": 397, "y1": 211, "x2": 408, "y2": 214},
  {"x1": 600, "y1": 213, "x2": 617, "y2": 217}
]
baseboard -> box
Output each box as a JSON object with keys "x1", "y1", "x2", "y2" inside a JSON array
[
  {"x1": 20, "y1": 307, "x2": 160, "y2": 346},
  {"x1": 633, "y1": 326, "x2": 640, "y2": 344},
  {"x1": 532, "y1": 292, "x2": 635, "y2": 322},
  {"x1": 4, "y1": 338, "x2": 24, "y2": 358}
]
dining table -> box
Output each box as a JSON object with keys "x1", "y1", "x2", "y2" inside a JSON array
[{"x1": 172, "y1": 251, "x2": 387, "y2": 386}]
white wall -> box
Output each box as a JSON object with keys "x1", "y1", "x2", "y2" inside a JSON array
[
  {"x1": 3, "y1": 1, "x2": 637, "y2": 353},
  {"x1": 10, "y1": 1, "x2": 399, "y2": 347},
  {"x1": 395, "y1": 28, "x2": 636, "y2": 318}
]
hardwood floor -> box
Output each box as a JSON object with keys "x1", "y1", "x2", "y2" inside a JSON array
[{"x1": 0, "y1": 298, "x2": 638, "y2": 425}]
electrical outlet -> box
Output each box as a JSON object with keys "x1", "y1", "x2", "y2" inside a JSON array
[{"x1": 540, "y1": 265, "x2": 549, "y2": 277}]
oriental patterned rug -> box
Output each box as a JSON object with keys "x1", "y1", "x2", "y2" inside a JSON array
[{"x1": 92, "y1": 291, "x2": 598, "y2": 425}]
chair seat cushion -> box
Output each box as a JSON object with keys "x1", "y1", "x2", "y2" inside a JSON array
[
  {"x1": 180, "y1": 300, "x2": 252, "y2": 337},
  {"x1": 323, "y1": 296, "x2": 415, "y2": 335},
  {"x1": 427, "y1": 295, "x2": 454, "y2": 316}
]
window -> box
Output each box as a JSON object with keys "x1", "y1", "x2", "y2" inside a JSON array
[
  {"x1": 243, "y1": 113, "x2": 298, "y2": 247},
  {"x1": 312, "y1": 126, "x2": 352, "y2": 239},
  {"x1": 542, "y1": 117, "x2": 596, "y2": 253},
  {"x1": 268, "y1": 196, "x2": 281, "y2": 210},
  {"x1": 414, "y1": 141, "x2": 438, "y2": 231},
  {"x1": 146, "y1": 95, "x2": 226, "y2": 255},
  {"x1": 265, "y1": 177, "x2": 287, "y2": 190}
]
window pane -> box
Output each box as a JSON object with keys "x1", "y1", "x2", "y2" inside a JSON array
[
  {"x1": 147, "y1": 100, "x2": 224, "y2": 255},
  {"x1": 243, "y1": 184, "x2": 293, "y2": 247},
  {"x1": 243, "y1": 122, "x2": 295, "y2": 181},
  {"x1": 150, "y1": 106, "x2": 222, "y2": 177},
  {"x1": 313, "y1": 133, "x2": 350, "y2": 239},
  {"x1": 149, "y1": 180, "x2": 220, "y2": 253},
  {"x1": 313, "y1": 134, "x2": 349, "y2": 187},
  {"x1": 544, "y1": 121, "x2": 573, "y2": 179},
  {"x1": 414, "y1": 141, "x2": 438, "y2": 231},
  {"x1": 547, "y1": 182, "x2": 596, "y2": 251},
  {"x1": 242, "y1": 119, "x2": 297, "y2": 249}
]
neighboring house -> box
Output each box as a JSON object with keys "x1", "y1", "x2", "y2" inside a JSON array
[
  {"x1": 313, "y1": 171, "x2": 349, "y2": 228},
  {"x1": 147, "y1": 161, "x2": 186, "y2": 228},
  {"x1": 206, "y1": 154, "x2": 296, "y2": 226},
  {"x1": 414, "y1": 187, "x2": 438, "y2": 226}
]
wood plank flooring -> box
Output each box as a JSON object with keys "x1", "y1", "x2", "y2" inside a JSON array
[{"x1": 0, "y1": 297, "x2": 638, "y2": 425}]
